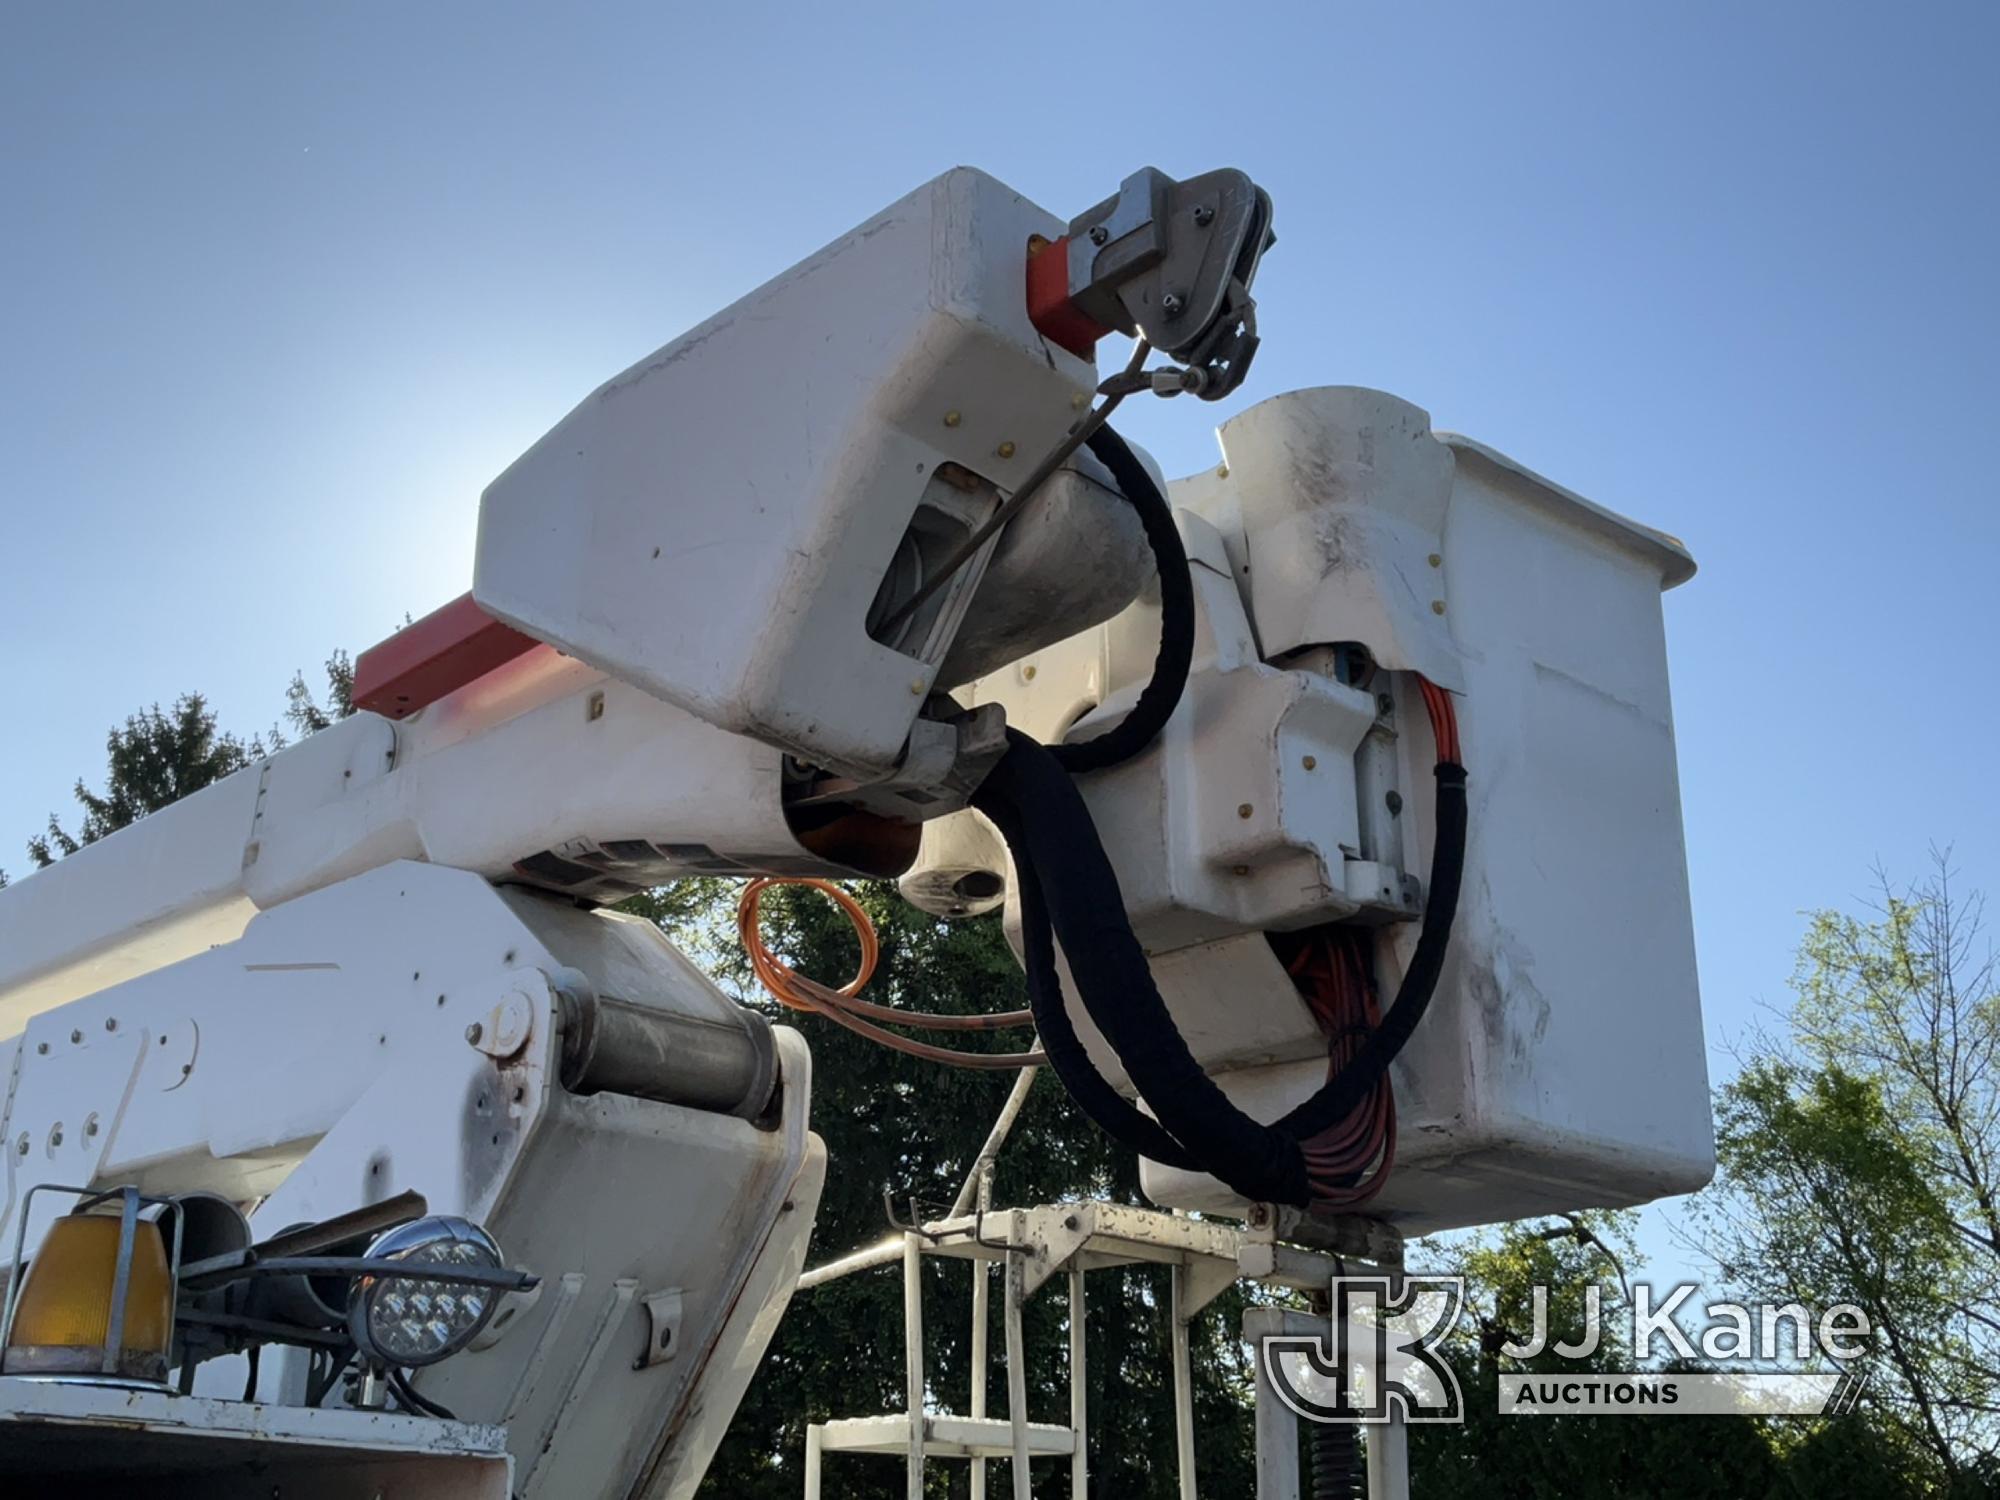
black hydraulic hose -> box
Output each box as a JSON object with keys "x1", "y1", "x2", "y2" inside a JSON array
[
  {"x1": 1274, "y1": 762, "x2": 1466, "y2": 1140},
  {"x1": 968, "y1": 418, "x2": 1467, "y2": 1209},
  {"x1": 980, "y1": 793, "x2": 1200, "y2": 1173},
  {"x1": 1309, "y1": 1421, "x2": 1365, "y2": 1498},
  {"x1": 975, "y1": 730, "x2": 1309, "y2": 1206},
  {"x1": 1048, "y1": 425, "x2": 1196, "y2": 775}
]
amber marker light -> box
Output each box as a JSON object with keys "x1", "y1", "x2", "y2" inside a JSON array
[{"x1": 2, "y1": 1187, "x2": 178, "y2": 1385}]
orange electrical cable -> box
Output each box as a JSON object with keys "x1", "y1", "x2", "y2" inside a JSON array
[
  {"x1": 1282, "y1": 672, "x2": 1462, "y2": 1208},
  {"x1": 1417, "y1": 675, "x2": 1462, "y2": 764},
  {"x1": 739, "y1": 878, "x2": 878, "y2": 1006},
  {"x1": 1281, "y1": 925, "x2": 1397, "y2": 1208},
  {"x1": 736, "y1": 877, "x2": 1046, "y2": 1069}
]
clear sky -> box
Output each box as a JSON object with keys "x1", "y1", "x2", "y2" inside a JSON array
[{"x1": 4, "y1": 4, "x2": 1997, "y2": 1285}]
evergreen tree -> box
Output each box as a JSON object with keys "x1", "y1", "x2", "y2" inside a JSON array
[
  {"x1": 278, "y1": 650, "x2": 356, "y2": 740},
  {"x1": 27, "y1": 694, "x2": 258, "y2": 866},
  {"x1": 24, "y1": 657, "x2": 356, "y2": 870}
]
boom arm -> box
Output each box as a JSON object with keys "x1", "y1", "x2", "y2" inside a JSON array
[{"x1": 0, "y1": 163, "x2": 1713, "y2": 1500}]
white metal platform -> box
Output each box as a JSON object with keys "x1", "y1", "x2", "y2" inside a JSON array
[
  {"x1": 0, "y1": 1379, "x2": 511, "y2": 1499},
  {"x1": 795, "y1": 1193, "x2": 1401, "y2": 1500},
  {"x1": 812, "y1": 1412, "x2": 1076, "y2": 1459}
]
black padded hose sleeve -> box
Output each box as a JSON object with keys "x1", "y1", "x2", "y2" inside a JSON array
[
  {"x1": 1050, "y1": 426, "x2": 1196, "y2": 776},
  {"x1": 1275, "y1": 762, "x2": 1468, "y2": 1140},
  {"x1": 981, "y1": 794, "x2": 1201, "y2": 1172},
  {"x1": 974, "y1": 730, "x2": 1311, "y2": 1205}
]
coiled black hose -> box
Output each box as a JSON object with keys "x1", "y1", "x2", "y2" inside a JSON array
[
  {"x1": 1047, "y1": 426, "x2": 1197, "y2": 775},
  {"x1": 974, "y1": 728, "x2": 1307, "y2": 1204},
  {"x1": 1309, "y1": 1422, "x2": 1366, "y2": 1498},
  {"x1": 969, "y1": 421, "x2": 1465, "y2": 1209}
]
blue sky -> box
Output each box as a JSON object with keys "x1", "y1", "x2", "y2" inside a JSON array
[{"x1": 4, "y1": 4, "x2": 1997, "y2": 1285}]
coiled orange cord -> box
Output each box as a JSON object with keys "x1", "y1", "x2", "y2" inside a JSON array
[
  {"x1": 740, "y1": 878, "x2": 879, "y2": 1007},
  {"x1": 736, "y1": 877, "x2": 1046, "y2": 1069}
]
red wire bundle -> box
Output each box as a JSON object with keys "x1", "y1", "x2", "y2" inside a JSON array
[
  {"x1": 1280, "y1": 926, "x2": 1397, "y2": 1207},
  {"x1": 1418, "y1": 674, "x2": 1463, "y2": 765},
  {"x1": 1280, "y1": 675, "x2": 1463, "y2": 1208}
]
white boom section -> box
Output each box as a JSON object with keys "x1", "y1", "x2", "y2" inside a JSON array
[
  {"x1": 474, "y1": 167, "x2": 1096, "y2": 782},
  {"x1": 0, "y1": 658, "x2": 810, "y2": 1029},
  {"x1": 0, "y1": 859, "x2": 821, "y2": 1500},
  {"x1": 0, "y1": 165, "x2": 1138, "y2": 1032}
]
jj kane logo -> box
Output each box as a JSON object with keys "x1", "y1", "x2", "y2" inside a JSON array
[
  {"x1": 1259, "y1": 1277, "x2": 1873, "y2": 1423},
  {"x1": 1262, "y1": 1275, "x2": 1467, "y2": 1425}
]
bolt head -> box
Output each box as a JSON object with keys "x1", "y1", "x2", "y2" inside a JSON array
[
  {"x1": 1088, "y1": 224, "x2": 1109, "y2": 246},
  {"x1": 465, "y1": 1022, "x2": 484, "y2": 1045},
  {"x1": 1193, "y1": 203, "x2": 1216, "y2": 227},
  {"x1": 996, "y1": 440, "x2": 1016, "y2": 459},
  {"x1": 69, "y1": 1029, "x2": 82, "y2": 1044},
  {"x1": 942, "y1": 410, "x2": 962, "y2": 428},
  {"x1": 1302, "y1": 755, "x2": 1318, "y2": 771},
  {"x1": 105, "y1": 1017, "x2": 117, "y2": 1032},
  {"x1": 1161, "y1": 292, "x2": 1186, "y2": 318},
  {"x1": 1237, "y1": 803, "x2": 1254, "y2": 819}
]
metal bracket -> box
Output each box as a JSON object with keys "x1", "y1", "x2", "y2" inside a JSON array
[
  {"x1": 0, "y1": 1182, "x2": 184, "y2": 1381},
  {"x1": 785, "y1": 702, "x2": 1008, "y2": 824},
  {"x1": 1243, "y1": 1204, "x2": 1404, "y2": 1265},
  {"x1": 468, "y1": 981, "x2": 539, "y2": 1060},
  {"x1": 1179, "y1": 1252, "x2": 1241, "y2": 1319},
  {"x1": 635, "y1": 1288, "x2": 683, "y2": 1370},
  {"x1": 1064, "y1": 166, "x2": 1275, "y2": 401},
  {"x1": 1021, "y1": 1210, "x2": 1093, "y2": 1298}
]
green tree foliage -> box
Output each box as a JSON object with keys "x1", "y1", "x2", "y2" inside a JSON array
[
  {"x1": 27, "y1": 694, "x2": 259, "y2": 867},
  {"x1": 630, "y1": 878, "x2": 1257, "y2": 1499},
  {"x1": 1693, "y1": 857, "x2": 2000, "y2": 1491},
  {"x1": 23, "y1": 657, "x2": 357, "y2": 872},
  {"x1": 278, "y1": 650, "x2": 356, "y2": 740},
  {"x1": 1410, "y1": 1213, "x2": 1794, "y2": 1499}
]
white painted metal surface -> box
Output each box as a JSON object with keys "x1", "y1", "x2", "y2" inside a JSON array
[
  {"x1": 0, "y1": 1381, "x2": 510, "y2": 1498},
  {"x1": 475, "y1": 166, "x2": 1098, "y2": 782},
  {"x1": 794, "y1": 1198, "x2": 1371, "y2": 1500},
  {"x1": 967, "y1": 386, "x2": 1712, "y2": 1233},
  {"x1": 0, "y1": 168, "x2": 1143, "y2": 1027},
  {"x1": 0, "y1": 148, "x2": 1714, "y2": 1497},
  {"x1": 0, "y1": 662, "x2": 827, "y2": 1025},
  {"x1": 815, "y1": 1413, "x2": 1077, "y2": 1458},
  {"x1": 0, "y1": 860, "x2": 823, "y2": 1499}
]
